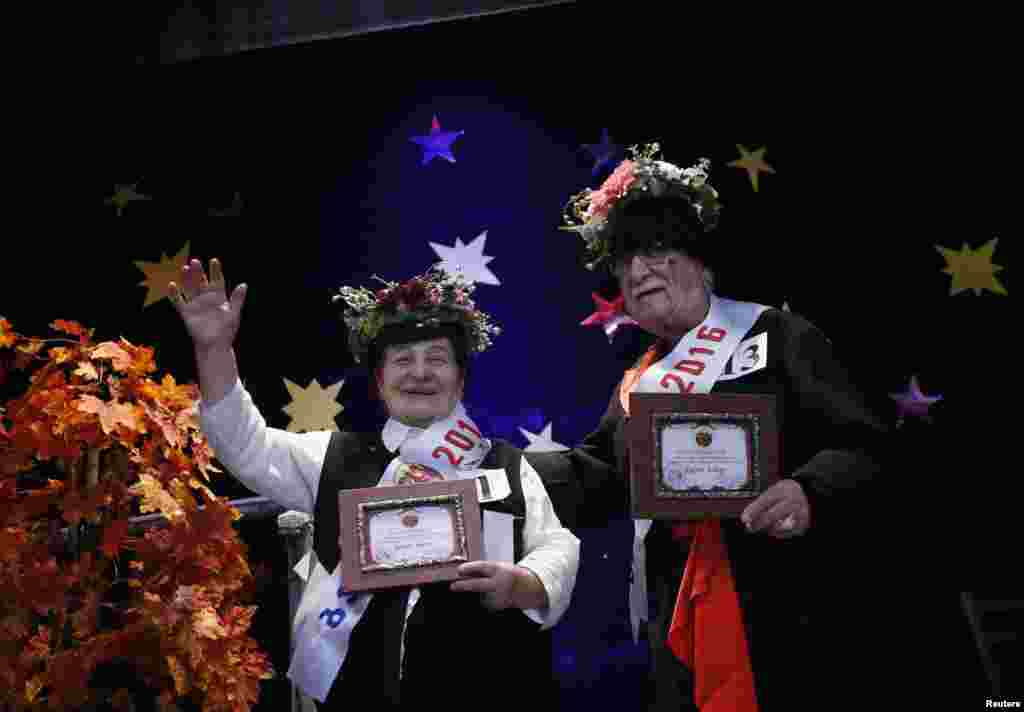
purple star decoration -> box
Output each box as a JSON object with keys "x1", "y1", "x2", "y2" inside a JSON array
[
  {"x1": 410, "y1": 115, "x2": 464, "y2": 165},
  {"x1": 582, "y1": 128, "x2": 623, "y2": 177},
  {"x1": 889, "y1": 375, "x2": 942, "y2": 422}
]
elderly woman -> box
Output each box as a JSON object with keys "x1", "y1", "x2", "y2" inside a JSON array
[
  {"x1": 170, "y1": 259, "x2": 579, "y2": 709},
  {"x1": 529, "y1": 144, "x2": 893, "y2": 711}
]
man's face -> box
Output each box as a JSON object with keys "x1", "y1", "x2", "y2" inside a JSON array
[
  {"x1": 616, "y1": 248, "x2": 707, "y2": 332},
  {"x1": 377, "y1": 337, "x2": 463, "y2": 426}
]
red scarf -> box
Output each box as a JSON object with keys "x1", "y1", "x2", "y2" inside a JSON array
[{"x1": 621, "y1": 347, "x2": 759, "y2": 712}]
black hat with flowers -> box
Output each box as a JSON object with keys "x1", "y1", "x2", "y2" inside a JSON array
[
  {"x1": 561, "y1": 142, "x2": 723, "y2": 272},
  {"x1": 331, "y1": 264, "x2": 501, "y2": 368}
]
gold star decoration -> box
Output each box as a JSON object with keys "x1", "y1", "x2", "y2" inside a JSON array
[
  {"x1": 209, "y1": 191, "x2": 243, "y2": 216},
  {"x1": 134, "y1": 241, "x2": 191, "y2": 308},
  {"x1": 105, "y1": 183, "x2": 152, "y2": 216},
  {"x1": 935, "y1": 238, "x2": 1007, "y2": 296},
  {"x1": 727, "y1": 145, "x2": 775, "y2": 192},
  {"x1": 282, "y1": 378, "x2": 345, "y2": 433}
]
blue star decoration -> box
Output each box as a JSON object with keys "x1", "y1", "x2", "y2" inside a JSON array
[
  {"x1": 410, "y1": 115, "x2": 464, "y2": 165},
  {"x1": 582, "y1": 128, "x2": 623, "y2": 177}
]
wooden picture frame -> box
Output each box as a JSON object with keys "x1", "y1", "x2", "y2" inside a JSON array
[
  {"x1": 626, "y1": 393, "x2": 780, "y2": 520},
  {"x1": 338, "y1": 479, "x2": 482, "y2": 592}
]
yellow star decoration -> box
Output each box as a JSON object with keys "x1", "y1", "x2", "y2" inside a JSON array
[
  {"x1": 727, "y1": 145, "x2": 775, "y2": 192},
  {"x1": 105, "y1": 183, "x2": 152, "y2": 216},
  {"x1": 282, "y1": 378, "x2": 345, "y2": 433},
  {"x1": 935, "y1": 238, "x2": 1008, "y2": 296},
  {"x1": 134, "y1": 241, "x2": 191, "y2": 308}
]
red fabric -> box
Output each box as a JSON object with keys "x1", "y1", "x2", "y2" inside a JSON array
[
  {"x1": 666, "y1": 520, "x2": 759, "y2": 711},
  {"x1": 622, "y1": 344, "x2": 759, "y2": 712}
]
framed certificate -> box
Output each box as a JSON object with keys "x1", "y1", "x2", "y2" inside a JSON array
[
  {"x1": 338, "y1": 479, "x2": 482, "y2": 592},
  {"x1": 626, "y1": 393, "x2": 780, "y2": 520}
]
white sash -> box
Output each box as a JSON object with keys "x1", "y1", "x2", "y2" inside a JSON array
[
  {"x1": 381, "y1": 402, "x2": 491, "y2": 484},
  {"x1": 288, "y1": 403, "x2": 494, "y2": 701},
  {"x1": 628, "y1": 295, "x2": 768, "y2": 643}
]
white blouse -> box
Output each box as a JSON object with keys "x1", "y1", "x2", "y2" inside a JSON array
[{"x1": 199, "y1": 377, "x2": 580, "y2": 629}]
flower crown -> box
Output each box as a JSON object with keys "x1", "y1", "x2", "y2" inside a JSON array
[
  {"x1": 561, "y1": 142, "x2": 722, "y2": 270},
  {"x1": 332, "y1": 265, "x2": 501, "y2": 363}
]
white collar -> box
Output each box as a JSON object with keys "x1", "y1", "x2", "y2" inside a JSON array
[
  {"x1": 381, "y1": 402, "x2": 467, "y2": 453},
  {"x1": 381, "y1": 418, "x2": 425, "y2": 453}
]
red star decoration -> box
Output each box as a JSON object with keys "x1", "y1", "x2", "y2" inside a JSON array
[{"x1": 581, "y1": 293, "x2": 637, "y2": 342}]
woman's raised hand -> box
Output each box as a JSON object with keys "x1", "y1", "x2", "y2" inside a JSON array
[{"x1": 169, "y1": 258, "x2": 248, "y2": 353}]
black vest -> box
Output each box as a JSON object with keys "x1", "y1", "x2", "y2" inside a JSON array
[{"x1": 312, "y1": 432, "x2": 555, "y2": 709}]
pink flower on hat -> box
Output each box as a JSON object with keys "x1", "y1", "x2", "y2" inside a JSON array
[{"x1": 587, "y1": 160, "x2": 637, "y2": 219}]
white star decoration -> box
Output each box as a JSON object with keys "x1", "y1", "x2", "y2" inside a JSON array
[
  {"x1": 429, "y1": 230, "x2": 500, "y2": 286},
  {"x1": 519, "y1": 423, "x2": 569, "y2": 452},
  {"x1": 282, "y1": 378, "x2": 344, "y2": 433}
]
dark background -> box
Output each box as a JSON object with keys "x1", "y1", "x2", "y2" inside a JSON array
[{"x1": 6, "y1": 2, "x2": 1018, "y2": 708}]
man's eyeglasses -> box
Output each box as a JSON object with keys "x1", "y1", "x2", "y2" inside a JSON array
[{"x1": 612, "y1": 249, "x2": 672, "y2": 276}]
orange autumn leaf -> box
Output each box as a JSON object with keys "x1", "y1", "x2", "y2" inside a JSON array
[
  {"x1": 129, "y1": 473, "x2": 185, "y2": 521},
  {"x1": 73, "y1": 361, "x2": 99, "y2": 381},
  {"x1": 142, "y1": 402, "x2": 180, "y2": 448},
  {"x1": 22, "y1": 626, "x2": 52, "y2": 662},
  {"x1": 75, "y1": 395, "x2": 144, "y2": 435},
  {"x1": 114, "y1": 339, "x2": 157, "y2": 375},
  {"x1": 0, "y1": 318, "x2": 15, "y2": 348},
  {"x1": 221, "y1": 606, "x2": 258, "y2": 638},
  {"x1": 176, "y1": 407, "x2": 199, "y2": 436},
  {"x1": 48, "y1": 347, "x2": 75, "y2": 365},
  {"x1": 138, "y1": 374, "x2": 199, "y2": 412},
  {"x1": 0, "y1": 527, "x2": 31, "y2": 561},
  {"x1": 91, "y1": 342, "x2": 133, "y2": 371},
  {"x1": 192, "y1": 607, "x2": 227, "y2": 639},
  {"x1": 128, "y1": 342, "x2": 158, "y2": 375},
  {"x1": 189, "y1": 436, "x2": 220, "y2": 480},
  {"x1": 50, "y1": 320, "x2": 89, "y2": 338},
  {"x1": 166, "y1": 655, "x2": 190, "y2": 696},
  {"x1": 189, "y1": 489, "x2": 242, "y2": 537},
  {"x1": 170, "y1": 586, "x2": 208, "y2": 612},
  {"x1": 17, "y1": 339, "x2": 45, "y2": 355}
]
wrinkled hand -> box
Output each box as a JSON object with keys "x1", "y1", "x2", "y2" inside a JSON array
[
  {"x1": 450, "y1": 561, "x2": 547, "y2": 611},
  {"x1": 741, "y1": 479, "x2": 811, "y2": 539},
  {"x1": 169, "y1": 258, "x2": 247, "y2": 353}
]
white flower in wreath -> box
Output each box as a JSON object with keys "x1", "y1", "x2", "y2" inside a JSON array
[{"x1": 656, "y1": 161, "x2": 685, "y2": 182}]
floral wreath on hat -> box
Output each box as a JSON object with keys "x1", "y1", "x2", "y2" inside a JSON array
[
  {"x1": 560, "y1": 142, "x2": 722, "y2": 270},
  {"x1": 332, "y1": 265, "x2": 501, "y2": 364}
]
